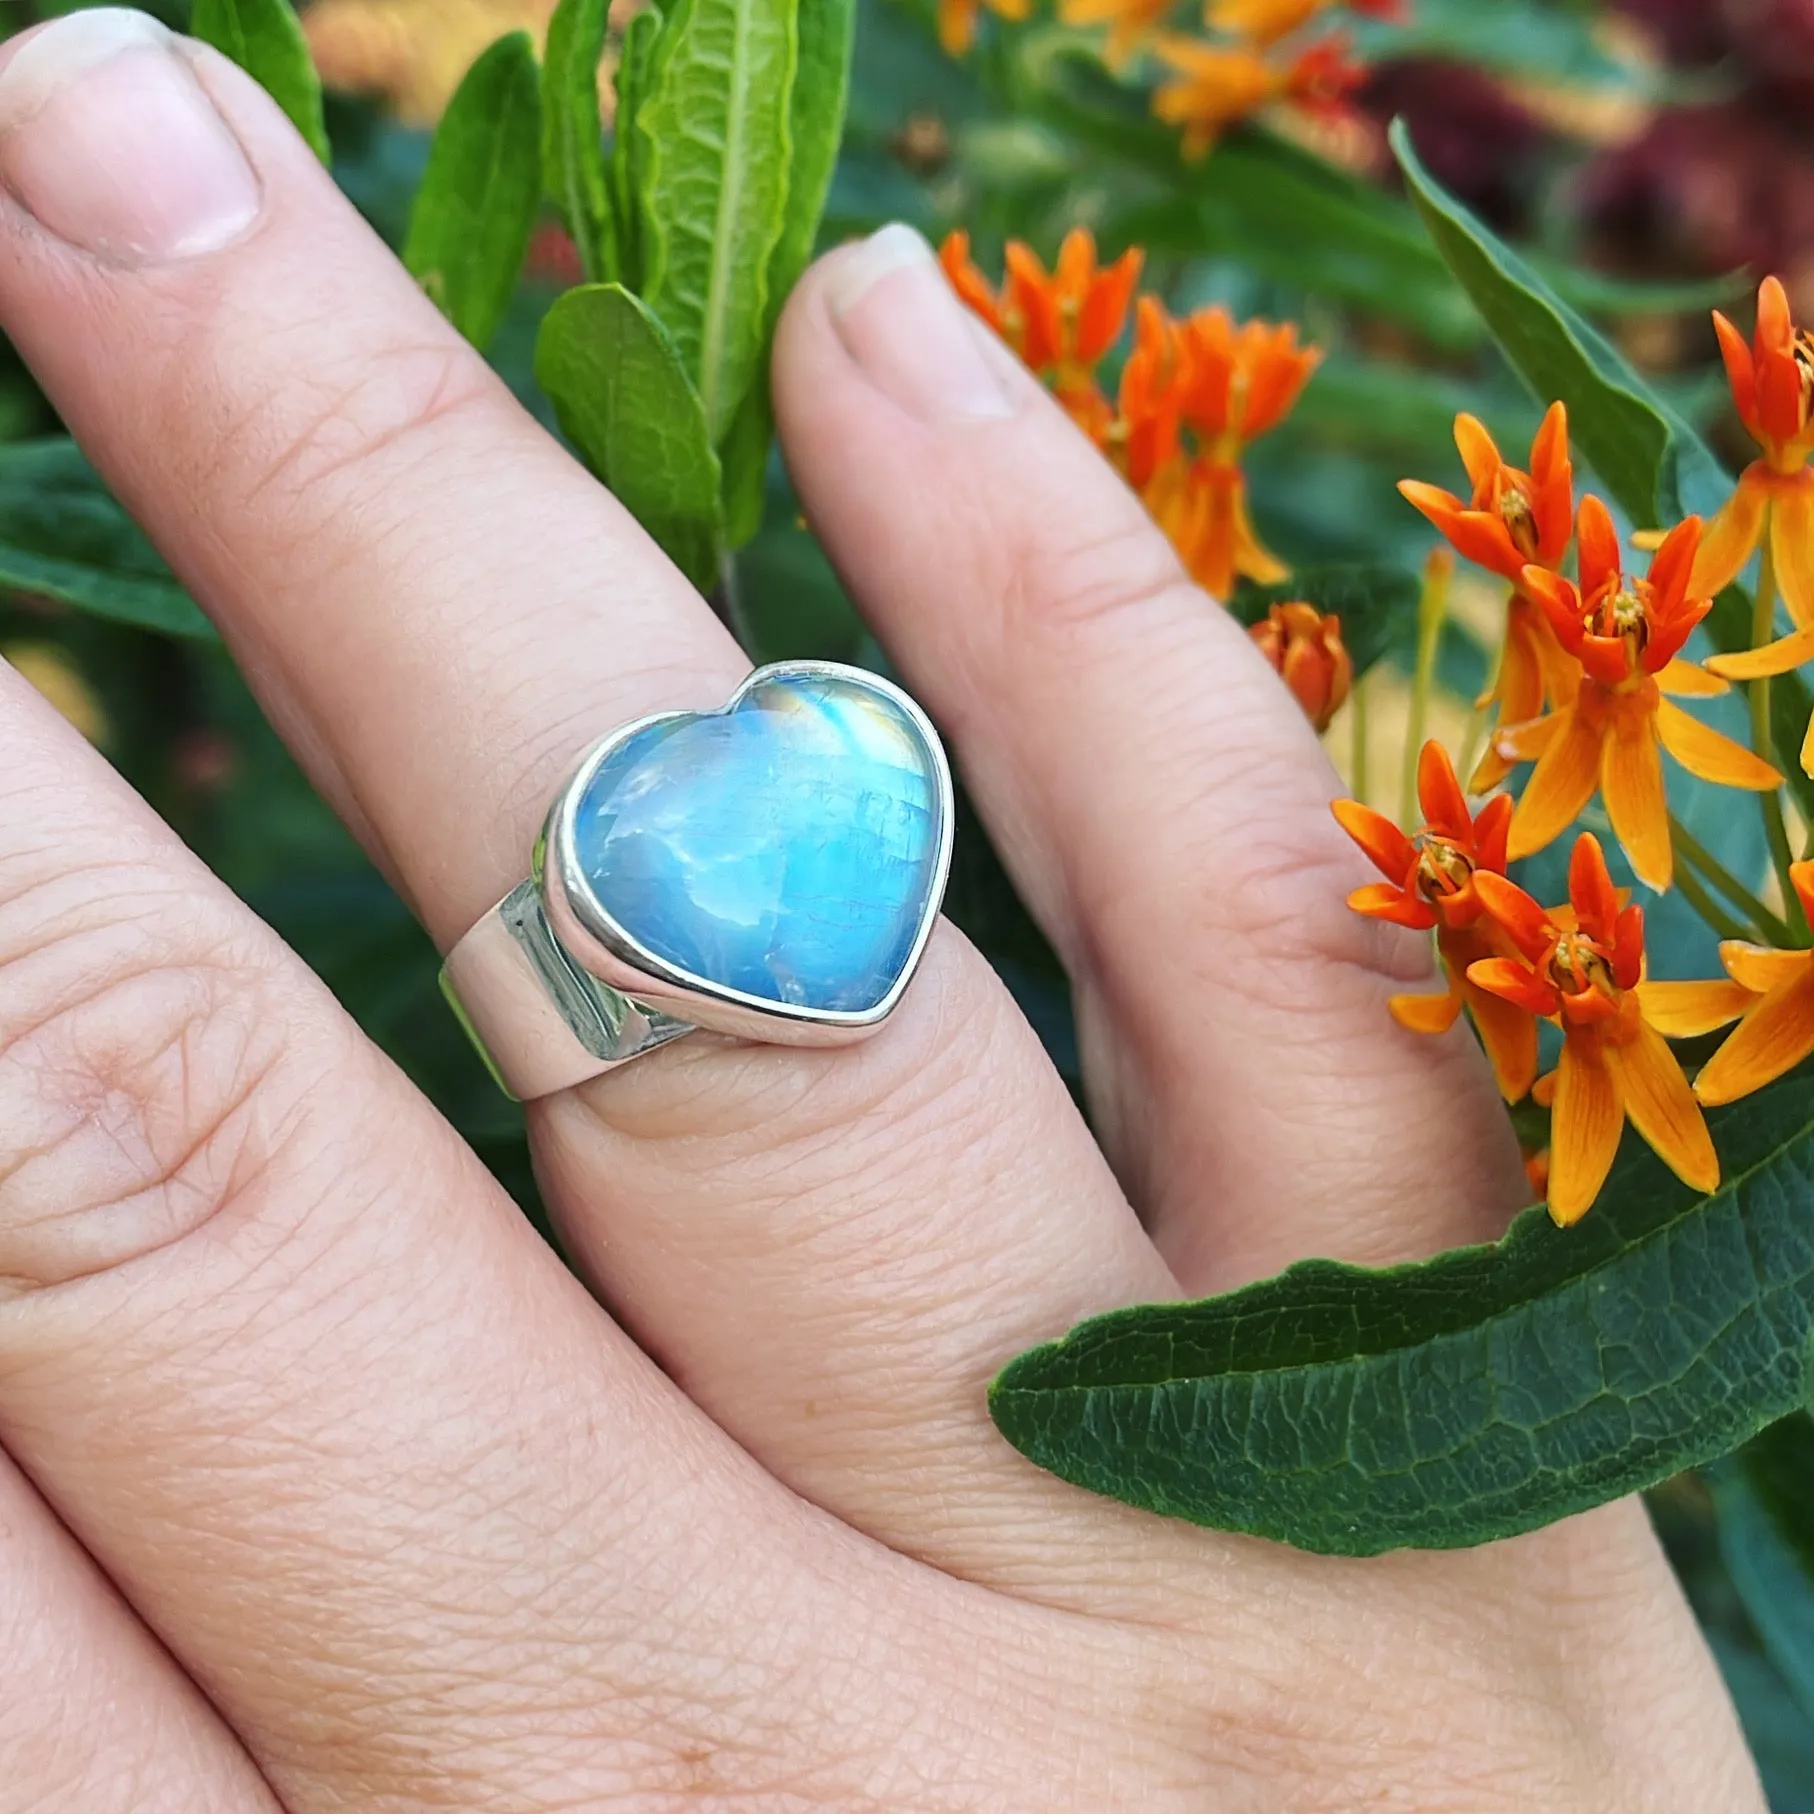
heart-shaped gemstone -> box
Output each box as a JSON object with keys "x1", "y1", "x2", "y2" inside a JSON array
[{"x1": 568, "y1": 667, "x2": 948, "y2": 1015}]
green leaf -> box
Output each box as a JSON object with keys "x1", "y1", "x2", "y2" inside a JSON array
[
  {"x1": 714, "y1": 0, "x2": 854, "y2": 544},
  {"x1": 189, "y1": 0, "x2": 328, "y2": 163},
  {"x1": 991, "y1": 1064, "x2": 1814, "y2": 1555},
  {"x1": 770, "y1": 0, "x2": 855, "y2": 308},
  {"x1": 1229, "y1": 565, "x2": 1420, "y2": 678},
  {"x1": 634, "y1": 0, "x2": 797, "y2": 440},
  {"x1": 0, "y1": 440, "x2": 213, "y2": 640},
  {"x1": 1718, "y1": 1416, "x2": 1814, "y2": 1721},
  {"x1": 1392, "y1": 119, "x2": 1672, "y2": 525},
  {"x1": 403, "y1": 33, "x2": 543, "y2": 353},
  {"x1": 542, "y1": 0, "x2": 616, "y2": 284},
  {"x1": 608, "y1": 4, "x2": 663, "y2": 295},
  {"x1": 535, "y1": 284, "x2": 723, "y2": 593}
]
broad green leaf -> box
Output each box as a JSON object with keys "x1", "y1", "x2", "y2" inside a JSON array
[
  {"x1": 1391, "y1": 120, "x2": 1814, "y2": 825},
  {"x1": 542, "y1": 0, "x2": 616, "y2": 283},
  {"x1": 634, "y1": 0, "x2": 796, "y2": 440},
  {"x1": 189, "y1": 0, "x2": 328, "y2": 163},
  {"x1": 0, "y1": 440, "x2": 213, "y2": 640},
  {"x1": 992, "y1": 1064, "x2": 1814, "y2": 1554},
  {"x1": 403, "y1": 33, "x2": 543, "y2": 353},
  {"x1": 715, "y1": 0, "x2": 856, "y2": 540},
  {"x1": 535, "y1": 284, "x2": 723, "y2": 593},
  {"x1": 770, "y1": 0, "x2": 855, "y2": 308},
  {"x1": 1718, "y1": 1416, "x2": 1814, "y2": 1721},
  {"x1": 1393, "y1": 120, "x2": 1671, "y2": 525},
  {"x1": 1229, "y1": 565, "x2": 1420, "y2": 678},
  {"x1": 608, "y1": 4, "x2": 663, "y2": 295}
]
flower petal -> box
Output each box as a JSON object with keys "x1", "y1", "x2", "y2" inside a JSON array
[
  {"x1": 1714, "y1": 308, "x2": 1760, "y2": 441},
  {"x1": 1696, "y1": 969, "x2": 1814, "y2": 1106},
  {"x1": 1508, "y1": 704, "x2": 1601, "y2": 862},
  {"x1": 1331, "y1": 798, "x2": 1414, "y2": 879},
  {"x1": 1389, "y1": 987, "x2": 1463, "y2": 1034},
  {"x1": 1415, "y1": 740, "x2": 1470, "y2": 841},
  {"x1": 1347, "y1": 882, "x2": 1435, "y2": 928},
  {"x1": 1453, "y1": 412, "x2": 1501, "y2": 496},
  {"x1": 1772, "y1": 483, "x2": 1814, "y2": 632},
  {"x1": 1472, "y1": 792, "x2": 1512, "y2": 875},
  {"x1": 1471, "y1": 871, "x2": 1555, "y2": 960},
  {"x1": 1577, "y1": 495, "x2": 1624, "y2": 600},
  {"x1": 1655, "y1": 658, "x2": 1729, "y2": 697},
  {"x1": 1722, "y1": 940, "x2": 1813, "y2": 992},
  {"x1": 1461, "y1": 976, "x2": 1540, "y2": 1101},
  {"x1": 1600, "y1": 699, "x2": 1671, "y2": 890},
  {"x1": 1635, "y1": 978, "x2": 1756, "y2": 1038},
  {"x1": 1399, "y1": 486, "x2": 1520, "y2": 578},
  {"x1": 1549, "y1": 1033, "x2": 1624, "y2": 1225},
  {"x1": 1691, "y1": 471, "x2": 1768, "y2": 599},
  {"x1": 1654, "y1": 695, "x2": 1784, "y2": 789},
  {"x1": 1464, "y1": 956, "x2": 1556, "y2": 1016},
  {"x1": 1607, "y1": 1020, "x2": 1720, "y2": 1194},
  {"x1": 1704, "y1": 625, "x2": 1814, "y2": 681}
]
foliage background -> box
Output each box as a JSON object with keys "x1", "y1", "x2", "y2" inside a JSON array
[{"x1": 11, "y1": 0, "x2": 1814, "y2": 1799}]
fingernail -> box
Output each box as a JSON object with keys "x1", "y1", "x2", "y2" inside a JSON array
[
  {"x1": 0, "y1": 8, "x2": 260, "y2": 263},
  {"x1": 828, "y1": 223, "x2": 1016, "y2": 422}
]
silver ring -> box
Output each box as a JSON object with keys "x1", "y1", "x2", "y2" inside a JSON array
[{"x1": 441, "y1": 661, "x2": 956, "y2": 1101}]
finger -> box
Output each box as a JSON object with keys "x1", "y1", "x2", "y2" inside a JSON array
[
  {"x1": 0, "y1": 1447, "x2": 276, "y2": 1813},
  {"x1": 0, "y1": 10, "x2": 1178, "y2": 1586},
  {"x1": 773, "y1": 229, "x2": 1527, "y2": 1291}
]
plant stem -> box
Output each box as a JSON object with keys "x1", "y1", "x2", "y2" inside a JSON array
[
  {"x1": 1401, "y1": 551, "x2": 1451, "y2": 827},
  {"x1": 1750, "y1": 522, "x2": 1807, "y2": 936},
  {"x1": 1350, "y1": 669, "x2": 1370, "y2": 805},
  {"x1": 1669, "y1": 814, "x2": 1788, "y2": 944},
  {"x1": 1671, "y1": 860, "x2": 1753, "y2": 943}
]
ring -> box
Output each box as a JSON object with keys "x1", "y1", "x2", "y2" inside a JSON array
[{"x1": 441, "y1": 661, "x2": 956, "y2": 1100}]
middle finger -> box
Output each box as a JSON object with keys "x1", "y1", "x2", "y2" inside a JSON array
[{"x1": 0, "y1": 14, "x2": 1177, "y2": 1578}]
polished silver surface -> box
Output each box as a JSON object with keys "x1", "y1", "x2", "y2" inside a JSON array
[{"x1": 441, "y1": 661, "x2": 954, "y2": 1101}]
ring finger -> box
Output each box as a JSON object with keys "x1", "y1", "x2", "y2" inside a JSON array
[{"x1": 0, "y1": 9, "x2": 1177, "y2": 1589}]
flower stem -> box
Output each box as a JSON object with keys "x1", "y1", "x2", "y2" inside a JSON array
[
  {"x1": 1671, "y1": 860, "x2": 1753, "y2": 943},
  {"x1": 1400, "y1": 550, "x2": 1451, "y2": 828},
  {"x1": 1350, "y1": 668, "x2": 1370, "y2": 804},
  {"x1": 1669, "y1": 814, "x2": 1790, "y2": 945},
  {"x1": 1749, "y1": 522, "x2": 1808, "y2": 936}
]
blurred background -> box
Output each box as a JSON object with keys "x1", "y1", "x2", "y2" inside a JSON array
[{"x1": 6, "y1": 0, "x2": 1814, "y2": 1798}]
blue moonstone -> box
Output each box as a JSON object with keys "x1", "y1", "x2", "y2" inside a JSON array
[{"x1": 571, "y1": 670, "x2": 945, "y2": 1013}]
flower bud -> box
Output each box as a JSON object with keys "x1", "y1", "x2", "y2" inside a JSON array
[{"x1": 1249, "y1": 601, "x2": 1352, "y2": 730}]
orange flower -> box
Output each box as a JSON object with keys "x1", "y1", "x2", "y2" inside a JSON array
[
  {"x1": 1400, "y1": 406, "x2": 1580, "y2": 789},
  {"x1": 937, "y1": 0, "x2": 1031, "y2": 55},
  {"x1": 1691, "y1": 276, "x2": 1814, "y2": 628},
  {"x1": 1249, "y1": 602, "x2": 1352, "y2": 729},
  {"x1": 1497, "y1": 500, "x2": 1774, "y2": 891},
  {"x1": 1333, "y1": 741, "x2": 1538, "y2": 1102},
  {"x1": 1205, "y1": 0, "x2": 1402, "y2": 46},
  {"x1": 938, "y1": 228, "x2": 1140, "y2": 437},
  {"x1": 1140, "y1": 305, "x2": 1319, "y2": 596},
  {"x1": 1399, "y1": 406, "x2": 1574, "y2": 585},
  {"x1": 1109, "y1": 296, "x2": 1186, "y2": 490},
  {"x1": 1468, "y1": 833, "x2": 1719, "y2": 1224},
  {"x1": 1060, "y1": 0, "x2": 1179, "y2": 68},
  {"x1": 1152, "y1": 34, "x2": 1364, "y2": 160}
]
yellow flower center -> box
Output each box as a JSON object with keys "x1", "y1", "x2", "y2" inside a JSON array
[
  {"x1": 1413, "y1": 835, "x2": 1473, "y2": 903},
  {"x1": 1497, "y1": 485, "x2": 1540, "y2": 561},
  {"x1": 1547, "y1": 932, "x2": 1616, "y2": 1001}
]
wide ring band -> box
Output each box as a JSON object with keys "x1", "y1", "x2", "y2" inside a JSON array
[{"x1": 442, "y1": 661, "x2": 955, "y2": 1101}]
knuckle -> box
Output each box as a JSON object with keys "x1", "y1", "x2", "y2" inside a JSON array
[
  {"x1": 207, "y1": 328, "x2": 496, "y2": 536},
  {"x1": 0, "y1": 857, "x2": 303, "y2": 1293},
  {"x1": 994, "y1": 503, "x2": 1195, "y2": 654}
]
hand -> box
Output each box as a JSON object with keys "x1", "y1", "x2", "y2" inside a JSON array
[{"x1": 0, "y1": 14, "x2": 1765, "y2": 1811}]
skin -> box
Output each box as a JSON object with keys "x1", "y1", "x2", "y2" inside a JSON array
[{"x1": 0, "y1": 15, "x2": 1771, "y2": 1811}]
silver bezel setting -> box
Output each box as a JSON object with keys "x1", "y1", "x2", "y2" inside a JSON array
[{"x1": 538, "y1": 660, "x2": 956, "y2": 1048}]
